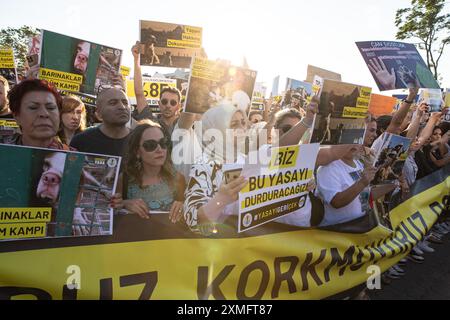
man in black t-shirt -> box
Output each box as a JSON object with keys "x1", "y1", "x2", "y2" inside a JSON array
[{"x1": 70, "y1": 88, "x2": 131, "y2": 157}]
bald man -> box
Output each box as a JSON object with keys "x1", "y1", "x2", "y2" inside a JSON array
[{"x1": 70, "y1": 88, "x2": 131, "y2": 157}]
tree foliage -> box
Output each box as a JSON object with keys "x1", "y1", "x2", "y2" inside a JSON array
[
  {"x1": 395, "y1": 0, "x2": 450, "y2": 83},
  {"x1": 0, "y1": 26, "x2": 39, "y2": 72}
]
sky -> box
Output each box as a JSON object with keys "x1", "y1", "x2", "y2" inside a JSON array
[{"x1": 1, "y1": 0, "x2": 449, "y2": 94}]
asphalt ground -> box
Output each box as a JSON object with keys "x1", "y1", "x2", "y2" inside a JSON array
[{"x1": 369, "y1": 232, "x2": 450, "y2": 300}]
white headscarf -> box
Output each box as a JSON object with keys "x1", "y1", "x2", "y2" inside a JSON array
[{"x1": 201, "y1": 103, "x2": 248, "y2": 163}]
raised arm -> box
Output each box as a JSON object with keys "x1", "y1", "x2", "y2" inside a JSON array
[
  {"x1": 386, "y1": 87, "x2": 419, "y2": 134},
  {"x1": 132, "y1": 41, "x2": 150, "y2": 115},
  {"x1": 406, "y1": 103, "x2": 427, "y2": 140},
  {"x1": 278, "y1": 96, "x2": 318, "y2": 147}
]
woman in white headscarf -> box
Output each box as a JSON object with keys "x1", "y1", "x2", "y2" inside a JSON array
[{"x1": 183, "y1": 103, "x2": 249, "y2": 235}]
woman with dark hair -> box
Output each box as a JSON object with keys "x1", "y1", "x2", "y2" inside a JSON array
[
  {"x1": 5, "y1": 79, "x2": 69, "y2": 150},
  {"x1": 58, "y1": 95, "x2": 86, "y2": 145},
  {"x1": 113, "y1": 120, "x2": 185, "y2": 223}
]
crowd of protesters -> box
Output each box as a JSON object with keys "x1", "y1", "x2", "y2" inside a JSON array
[{"x1": 1, "y1": 38, "x2": 449, "y2": 299}]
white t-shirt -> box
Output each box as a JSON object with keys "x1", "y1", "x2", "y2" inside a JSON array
[{"x1": 316, "y1": 159, "x2": 366, "y2": 226}]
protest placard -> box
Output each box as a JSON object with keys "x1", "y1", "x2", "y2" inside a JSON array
[
  {"x1": 238, "y1": 143, "x2": 320, "y2": 232},
  {"x1": 0, "y1": 119, "x2": 19, "y2": 144},
  {"x1": 184, "y1": 57, "x2": 257, "y2": 114},
  {"x1": 126, "y1": 77, "x2": 177, "y2": 113},
  {"x1": 310, "y1": 79, "x2": 372, "y2": 145},
  {"x1": 368, "y1": 93, "x2": 397, "y2": 116},
  {"x1": 285, "y1": 78, "x2": 313, "y2": 108},
  {"x1": 0, "y1": 48, "x2": 18, "y2": 85},
  {"x1": 305, "y1": 65, "x2": 341, "y2": 83},
  {"x1": 356, "y1": 41, "x2": 440, "y2": 91},
  {"x1": 252, "y1": 82, "x2": 266, "y2": 105},
  {"x1": 250, "y1": 82, "x2": 266, "y2": 111},
  {"x1": 372, "y1": 133, "x2": 412, "y2": 185},
  {"x1": 419, "y1": 88, "x2": 444, "y2": 112},
  {"x1": 0, "y1": 144, "x2": 121, "y2": 241},
  {"x1": 37, "y1": 30, "x2": 122, "y2": 95},
  {"x1": 119, "y1": 65, "x2": 130, "y2": 78},
  {"x1": 140, "y1": 20, "x2": 204, "y2": 68},
  {"x1": 444, "y1": 89, "x2": 450, "y2": 122}
]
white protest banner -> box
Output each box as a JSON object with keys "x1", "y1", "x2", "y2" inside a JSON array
[{"x1": 238, "y1": 143, "x2": 320, "y2": 232}]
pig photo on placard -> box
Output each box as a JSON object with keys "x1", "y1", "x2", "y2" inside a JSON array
[
  {"x1": 38, "y1": 30, "x2": 122, "y2": 95},
  {"x1": 0, "y1": 145, "x2": 120, "y2": 241}
]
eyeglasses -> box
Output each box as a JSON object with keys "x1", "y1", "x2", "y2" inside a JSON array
[
  {"x1": 160, "y1": 99, "x2": 178, "y2": 107},
  {"x1": 142, "y1": 138, "x2": 170, "y2": 152},
  {"x1": 279, "y1": 125, "x2": 293, "y2": 134}
]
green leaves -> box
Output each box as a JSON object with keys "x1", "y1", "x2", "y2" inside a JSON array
[
  {"x1": 416, "y1": 62, "x2": 440, "y2": 88},
  {"x1": 0, "y1": 26, "x2": 39, "y2": 72},
  {"x1": 395, "y1": 0, "x2": 450, "y2": 83}
]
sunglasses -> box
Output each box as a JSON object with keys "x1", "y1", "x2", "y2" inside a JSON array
[
  {"x1": 160, "y1": 99, "x2": 178, "y2": 107},
  {"x1": 142, "y1": 138, "x2": 170, "y2": 152}
]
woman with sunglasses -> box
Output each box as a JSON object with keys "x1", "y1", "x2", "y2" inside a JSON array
[{"x1": 113, "y1": 120, "x2": 185, "y2": 223}]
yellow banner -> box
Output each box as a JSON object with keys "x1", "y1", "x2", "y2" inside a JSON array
[
  {"x1": 342, "y1": 107, "x2": 369, "y2": 119},
  {"x1": 360, "y1": 87, "x2": 372, "y2": 98},
  {"x1": 0, "y1": 120, "x2": 19, "y2": 128},
  {"x1": 356, "y1": 97, "x2": 370, "y2": 109},
  {"x1": 39, "y1": 68, "x2": 83, "y2": 84},
  {"x1": 0, "y1": 223, "x2": 46, "y2": 240},
  {"x1": 0, "y1": 168, "x2": 448, "y2": 300},
  {"x1": 119, "y1": 66, "x2": 130, "y2": 77},
  {"x1": 39, "y1": 68, "x2": 83, "y2": 92},
  {"x1": 167, "y1": 39, "x2": 201, "y2": 49},
  {"x1": 126, "y1": 79, "x2": 176, "y2": 99},
  {"x1": 0, "y1": 49, "x2": 15, "y2": 69},
  {"x1": 0, "y1": 208, "x2": 52, "y2": 223}
]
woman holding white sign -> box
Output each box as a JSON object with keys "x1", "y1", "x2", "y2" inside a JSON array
[{"x1": 183, "y1": 99, "x2": 319, "y2": 235}]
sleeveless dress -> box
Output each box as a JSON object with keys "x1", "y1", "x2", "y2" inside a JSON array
[{"x1": 127, "y1": 180, "x2": 175, "y2": 212}]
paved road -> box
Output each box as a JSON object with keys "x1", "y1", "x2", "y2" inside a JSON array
[{"x1": 369, "y1": 233, "x2": 450, "y2": 300}]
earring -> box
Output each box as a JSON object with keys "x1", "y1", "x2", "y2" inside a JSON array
[{"x1": 135, "y1": 157, "x2": 142, "y2": 171}]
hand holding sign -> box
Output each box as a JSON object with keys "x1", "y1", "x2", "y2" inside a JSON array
[
  {"x1": 169, "y1": 201, "x2": 184, "y2": 224},
  {"x1": 368, "y1": 58, "x2": 396, "y2": 90},
  {"x1": 131, "y1": 41, "x2": 141, "y2": 60},
  {"x1": 218, "y1": 176, "x2": 248, "y2": 205},
  {"x1": 360, "y1": 166, "x2": 377, "y2": 186},
  {"x1": 123, "y1": 199, "x2": 150, "y2": 220}
]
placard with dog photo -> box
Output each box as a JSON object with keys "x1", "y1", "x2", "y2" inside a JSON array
[{"x1": 140, "y1": 20, "x2": 205, "y2": 68}]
